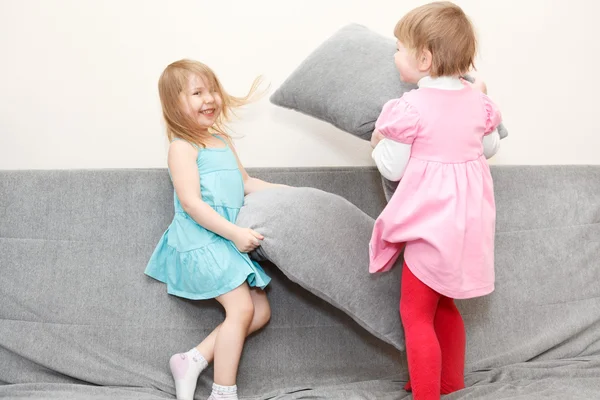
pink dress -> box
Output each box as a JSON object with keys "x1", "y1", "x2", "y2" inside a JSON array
[{"x1": 369, "y1": 85, "x2": 502, "y2": 299}]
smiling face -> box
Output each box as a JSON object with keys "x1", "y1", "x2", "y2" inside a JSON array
[
  {"x1": 179, "y1": 73, "x2": 223, "y2": 131},
  {"x1": 159, "y1": 59, "x2": 259, "y2": 144}
]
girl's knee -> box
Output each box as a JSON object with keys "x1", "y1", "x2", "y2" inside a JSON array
[
  {"x1": 399, "y1": 299, "x2": 414, "y2": 323},
  {"x1": 228, "y1": 300, "x2": 255, "y2": 324},
  {"x1": 250, "y1": 289, "x2": 270, "y2": 327},
  {"x1": 256, "y1": 301, "x2": 271, "y2": 327},
  {"x1": 400, "y1": 301, "x2": 430, "y2": 328},
  {"x1": 439, "y1": 296, "x2": 459, "y2": 312}
]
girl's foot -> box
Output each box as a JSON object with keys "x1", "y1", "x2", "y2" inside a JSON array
[{"x1": 170, "y1": 348, "x2": 208, "y2": 400}]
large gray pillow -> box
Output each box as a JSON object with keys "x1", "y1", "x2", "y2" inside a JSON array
[
  {"x1": 270, "y1": 23, "x2": 508, "y2": 141},
  {"x1": 236, "y1": 187, "x2": 405, "y2": 350}
]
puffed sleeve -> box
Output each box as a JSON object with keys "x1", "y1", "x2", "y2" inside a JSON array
[
  {"x1": 481, "y1": 93, "x2": 502, "y2": 135},
  {"x1": 375, "y1": 97, "x2": 420, "y2": 144}
]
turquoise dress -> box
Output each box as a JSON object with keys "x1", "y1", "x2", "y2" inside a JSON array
[{"x1": 145, "y1": 136, "x2": 270, "y2": 300}]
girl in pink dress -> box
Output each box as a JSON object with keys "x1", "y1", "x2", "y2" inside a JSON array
[{"x1": 369, "y1": 2, "x2": 502, "y2": 399}]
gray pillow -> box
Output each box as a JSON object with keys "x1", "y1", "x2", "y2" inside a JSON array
[
  {"x1": 270, "y1": 23, "x2": 508, "y2": 141},
  {"x1": 236, "y1": 187, "x2": 405, "y2": 351}
]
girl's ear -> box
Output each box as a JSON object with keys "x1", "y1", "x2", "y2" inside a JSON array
[{"x1": 418, "y1": 49, "x2": 432, "y2": 73}]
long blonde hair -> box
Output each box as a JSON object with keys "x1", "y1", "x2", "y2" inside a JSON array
[{"x1": 158, "y1": 59, "x2": 262, "y2": 147}]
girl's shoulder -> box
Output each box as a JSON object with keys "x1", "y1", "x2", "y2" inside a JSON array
[
  {"x1": 379, "y1": 89, "x2": 420, "y2": 114},
  {"x1": 168, "y1": 139, "x2": 200, "y2": 167},
  {"x1": 170, "y1": 138, "x2": 200, "y2": 150}
]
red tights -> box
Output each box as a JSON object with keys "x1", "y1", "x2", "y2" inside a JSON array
[{"x1": 400, "y1": 262, "x2": 466, "y2": 399}]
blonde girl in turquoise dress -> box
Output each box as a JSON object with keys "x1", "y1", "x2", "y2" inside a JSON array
[{"x1": 145, "y1": 59, "x2": 283, "y2": 400}]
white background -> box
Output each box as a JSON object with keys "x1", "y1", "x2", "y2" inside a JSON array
[{"x1": 1, "y1": 0, "x2": 598, "y2": 169}]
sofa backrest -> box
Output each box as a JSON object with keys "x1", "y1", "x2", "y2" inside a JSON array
[{"x1": 1, "y1": 166, "x2": 599, "y2": 396}]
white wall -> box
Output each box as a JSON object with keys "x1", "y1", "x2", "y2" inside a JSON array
[{"x1": 1, "y1": 0, "x2": 599, "y2": 170}]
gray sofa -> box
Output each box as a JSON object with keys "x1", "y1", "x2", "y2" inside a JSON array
[{"x1": 1, "y1": 166, "x2": 599, "y2": 399}]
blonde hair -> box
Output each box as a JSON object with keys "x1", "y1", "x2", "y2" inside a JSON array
[
  {"x1": 394, "y1": 1, "x2": 477, "y2": 77},
  {"x1": 158, "y1": 59, "x2": 262, "y2": 147}
]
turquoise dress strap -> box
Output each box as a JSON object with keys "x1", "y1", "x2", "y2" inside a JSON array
[{"x1": 212, "y1": 134, "x2": 229, "y2": 148}]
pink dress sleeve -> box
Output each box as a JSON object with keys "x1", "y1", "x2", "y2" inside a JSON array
[
  {"x1": 481, "y1": 93, "x2": 502, "y2": 135},
  {"x1": 375, "y1": 97, "x2": 420, "y2": 144}
]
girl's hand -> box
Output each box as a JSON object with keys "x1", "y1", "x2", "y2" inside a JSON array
[
  {"x1": 232, "y1": 227, "x2": 264, "y2": 253},
  {"x1": 461, "y1": 76, "x2": 488, "y2": 94},
  {"x1": 471, "y1": 77, "x2": 487, "y2": 94},
  {"x1": 371, "y1": 129, "x2": 385, "y2": 148}
]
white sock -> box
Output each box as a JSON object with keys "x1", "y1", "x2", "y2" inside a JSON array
[
  {"x1": 169, "y1": 347, "x2": 209, "y2": 400},
  {"x1": 207, "y1": 383, "x2": 238, "y2": 400}
]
